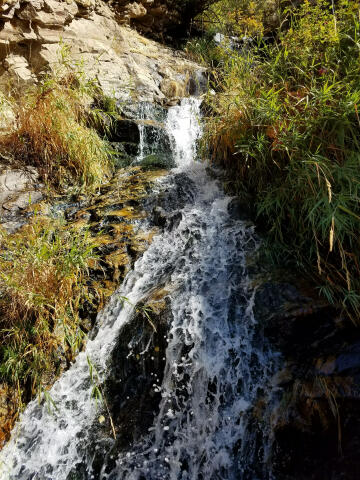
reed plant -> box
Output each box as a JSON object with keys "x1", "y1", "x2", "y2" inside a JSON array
[
  {"x1": 0, "y1": 218, "x2": 99, "y2": 405},
  {"x1": 0, "y1": 71, "x2": 113, "y2": 192},
  {"x1": 205, "y1": 0, "x2": 360, "y2": 320}
]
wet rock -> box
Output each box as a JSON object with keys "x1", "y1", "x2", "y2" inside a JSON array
[
  {"x1": 152, "y1": 172, "x2": 196, "y2": 216},
  {"x1": 67, "y1": 166, "x2": 168, "y2": 304},
  {"x1": 103, "y1": 288, "x2": 172, "y2": 452},
  {"x1": 254, "y1": 274, "x2": 360, "y2": 479},
  {"x1": 68, "y1": 288, "x2": 173, "y2": 477},
  {"x1": 140, "y1": 152, "x2": 174, "y2": 169},
  {"x1": 151, "y1": 205, "x2": 167, "y2": 228},
  {"x1": 112, "y1": 119, "x2": 140, "y2": 144}
]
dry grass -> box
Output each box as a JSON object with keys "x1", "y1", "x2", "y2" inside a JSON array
[
  {"x1": 0, "y1": 74, "x2": 112, "y2": 192},
  {"x1": 204, "y1": 1, "x2": 360, "y2": 320},
  {"x1": 0, "y1": 218, "x2": 100, "y2": 402}
]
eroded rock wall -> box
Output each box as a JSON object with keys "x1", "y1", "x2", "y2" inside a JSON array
[{"x1": 0, "y1": 0, "x2": 204, "y2": 103}]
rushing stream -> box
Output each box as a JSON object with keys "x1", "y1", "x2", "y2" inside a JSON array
[{"x1": 0, "y1": 98, "x2": 277, "y2": 480}]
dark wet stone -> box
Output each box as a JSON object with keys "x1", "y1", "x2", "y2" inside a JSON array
[
  {"x1": 227, "y1": 197, "x2": 253, "y2": 221},
  {"x1": 256, "y1": 274, "x2": 360, "y2": 480},
  {"x1": 139, "y1": 153, "x2": 174, "y2": 170},
  {"x1": 110, "y1": 142, "x2": 138, "y2": 166},
  {"x1": 153, "y1": 172, "x2": 196, "y2": 214},
  {"x1": 93, "y1": 292, "x2": 172, "y2": 460},
  {"x1": 336, "y1": 343, "x2": 360, "y2": 374},
  {"x1": 112, "y1": 119, "x2": 140, "y2": 144},
  {"x1": 151, "y1": 206, "x2": 167, "y2": 228}
]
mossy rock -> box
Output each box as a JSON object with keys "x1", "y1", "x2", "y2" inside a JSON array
[{"x1": 139, "y1": 153, "x2": 175, "y2": 170}]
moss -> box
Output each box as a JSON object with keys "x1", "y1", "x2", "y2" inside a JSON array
[{"x1": 139, "y1": 153, "x2": 174, "y2": 170}]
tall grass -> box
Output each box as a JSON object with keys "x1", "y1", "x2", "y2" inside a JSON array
[
  {"x1": 0, "y1": 218, "x2": 99, "y2": 406},
  {"x1": 205, "y1": 0, "x2": 360, "y2": 320},
  {"x1": 0, "y1": 73, "x2": 113, "y2": 191}
]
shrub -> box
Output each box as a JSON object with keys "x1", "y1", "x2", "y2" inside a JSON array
[
  {"x1": 0, "y1": 218, "x2": 100, "y2": 404},
  {"x1": 205, "y1": 0, "x2": 360, "y2": 320},
  {"x1": 195, "y1": 0, "x2": 277, "y2": 37},
  {"x1": 0, "y1": 73, "x2": 113, "y2": 192}
]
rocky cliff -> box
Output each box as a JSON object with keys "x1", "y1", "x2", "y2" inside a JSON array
[{"x1": 0, "y1": 0, "x2": 206, "y2": 103}]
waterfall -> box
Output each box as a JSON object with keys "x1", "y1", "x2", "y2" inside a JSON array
[
  {"x1": 136, "y1": 103, "x2": 154, "y2": 162},
  {"x1": 0, "y1": 98, "x2": 277, "y2": 480},
  {"x1": 165, "y1": 99, "x2": 202, "y2": 167}
]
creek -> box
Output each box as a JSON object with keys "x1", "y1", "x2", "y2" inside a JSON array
[{"x1": 0, "y1": 98, "x2": 278, "y2": 480}]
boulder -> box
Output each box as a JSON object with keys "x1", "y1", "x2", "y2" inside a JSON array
[
  {"x1": 125, "y1": 1, "x2": 147, "y2": 18},
  {"x1": 0, "y1": 166, "x2": 43, "y2": 232}
]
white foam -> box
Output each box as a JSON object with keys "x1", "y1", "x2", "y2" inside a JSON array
[{"x1": 0, "y1": 97, "x2": 277, "y2": 480}]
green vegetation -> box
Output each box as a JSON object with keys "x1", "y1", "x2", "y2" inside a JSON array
[
  {"x1": 185, "y1": 1, "x2": 278, "y2": 66},
  {"x1": 0, "y1": 52, "x2": 120, "y2": 420},
  {"x1": 0, "y1": 70, "x2": 113, "y2": 193},
  {"x1": 195, "y1": 0, "x2": 275, "y2": 37},
  {"x1": 0, "y1": 218, "x2": 100, "y2": 407},
  {"x1": 202, "y1": 0, "x2": 360, "y2": 320}
]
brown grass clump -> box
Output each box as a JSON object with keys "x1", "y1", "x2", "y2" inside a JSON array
[
  {"x1": 0, "y1": 74, "x2": 112, "y2": 191},
  {"x1": 0, "y1": 218, "x2": 100, "y2": 403}
]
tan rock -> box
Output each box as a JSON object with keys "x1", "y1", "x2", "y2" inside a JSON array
[
  {"x1": 0, "y1": 0, "x2": 20, "y2": 20},
  {"x1": 125, "y1": 2, "x2": 147, "y2": 19},
  {"x1": 19, "y1": 0, "x2": 78, "y2": 26},
  {"x1": 0, "y1": 19, "x2": 24, "y2": 44},
  {"x1": 2, "y1": 190, "x2": 43, "y2": 212},
  {"x1": 0, "y1": 0, "x2": 204, "y2": 104},
  {"x1": 160, "y1": 78, "x2": 185, "y2": 99},
  {"x1": 0, "y1": 93, "x2": 16, "y2": 135},
  {"x1": 75, "y1": 0, "x2": 96, "y2": 8},
  {"x1": 3, "y1": 54, "x2": 36, "y2": 86},
  {"x1": 17, "y1": 1, "x2": 43, "y2": 21},
  {"x1": 0, "y1": 168, "x2": 38, "y2": 196},
  {"x1": 35, "y1": 24, "x2": 64, "y2": 43},
  {"x1": 0, "y1": 166, "x2": 42, "y2": 230}
]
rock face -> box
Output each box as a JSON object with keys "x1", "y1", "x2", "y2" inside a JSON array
[
  {"x1": 109, "y1": 0, "x2": 211, "y2": 40},
  {"x1": 0, "y1": 93, "x2": 16, "y2": 135},
  {"x1": 253, "y1": 278, "x2": 360, "y2": 480},
  {"x1": 0, "y1": 165, "x2": 43, "y2": 232},
  {"x1": 0, "y1": 0, "x2": 205, "y2": 103}
]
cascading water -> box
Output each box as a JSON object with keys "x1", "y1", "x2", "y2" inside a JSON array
[
  {"x1": 136, "y1": 103, "x2": 154, "y2": 162},
  {"x1": 0, "y1": 98, "x2": 277, "y2": 480},
  {"x1": 135, "y1": 103, "x2": 172, "y2": 165}
]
